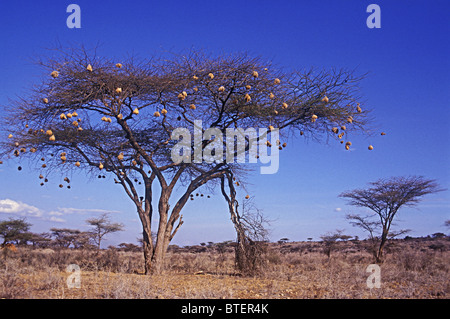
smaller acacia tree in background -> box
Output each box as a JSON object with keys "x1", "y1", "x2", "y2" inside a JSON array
[
  {"x1": 0, "y1": 218, "x2": 31, "y2": 247},
  {"x1": 50, "y1": 228, "x2": 92, "y2": 249},
  {"x1": 340, "y1": 176, "x2": 443, "y2": 263},
  {"x1": 86, "y1": 213, "x2": 124, "y2": 250},
  {"x1": 320, "y1": 229, "x2": 352, "y2": 258}
]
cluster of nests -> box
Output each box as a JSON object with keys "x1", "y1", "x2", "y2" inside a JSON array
[
  {"x1": 190, "y1": 193, "x2": 211, "y2": 200},
  {"x1": 51, "y1": 63, "x2": 122, "y2": 80},
  {"x1": 265, "y1": 99, "x2": 384, "y2": 152},
  {"x1": 320, "y1": 102, "x2": 385, "y2": 151},
  {"x1": 188, "y1": 192, "x2": 249, "y2": 201},
  {"x1": 51, "y1": 63, "x2": 139, "y2": 123},
  {"x1": 264, "y1": 136, "x2": 288, "y2": 151},
  {"x1": 162, "y1": 70, "x2": 281, "y2": 118},
  {"x1": 6, "y1": 134, "x2": 74, "y2": 189},
  {"x1": 37, "y1": 173, "x2": 72, "y2": 189}
]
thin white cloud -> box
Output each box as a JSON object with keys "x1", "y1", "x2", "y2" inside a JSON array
[
  {"x1": 48, "y1": 216, "x2": 66, "y2": 223},
  {"x1": 56, "y1": 207, "x2": 121, "y2": 215},
  {"x1": 334, "y1": 207, "x2": 342, "y2": 212},
  {"x1": 0, "y1": 199, "x2": 43, "y2": 217},
  {"x1": 48, "y1": 211, "x2": 64, "y2": 216}
]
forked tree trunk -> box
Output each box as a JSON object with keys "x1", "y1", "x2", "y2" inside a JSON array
[{"x1": 144, "y1": 191, "x2": 186, "y2": 275}]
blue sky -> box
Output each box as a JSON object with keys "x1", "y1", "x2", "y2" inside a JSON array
[{"x1": 0, "y1": 0, "x2": 449, "y2": 246}]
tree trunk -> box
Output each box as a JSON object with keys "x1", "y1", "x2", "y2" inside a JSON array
[
  {"x1": 376, "y1": 227, "x2": 388, "y2": 263},
  {"x1": 142, "y1": 228, "x2": 153, "y2": 275},
  {"x1": 150, "y1": 248, "x2": 165, "y2": 274},
  {"x1": 147, "y1": 188, "x2": 180, "y2": 275}
]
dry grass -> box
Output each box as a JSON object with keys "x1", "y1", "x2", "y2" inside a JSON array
[{"x1": 0, "y1": 238, "x2": 448, "y2": 299}]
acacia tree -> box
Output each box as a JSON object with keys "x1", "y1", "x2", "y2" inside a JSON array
[
  {"x1": 0, "y1": 218, "x2": 31, "y2": 246},
  {"x1": 50, "y1": 227, "x2": 92, "y2": 249},
  {"x1": 340, "y1": 176, "x2": 443, "y2": 263},
  {"x1": 0, "y1": 47, "x2": 370, "y2": 274},
  {"x1": 86, "y1": 213, "x2": 124, "y2": 250},
  {"x1": 320, "y1": 229, "x2": 352, "y2": 258}
]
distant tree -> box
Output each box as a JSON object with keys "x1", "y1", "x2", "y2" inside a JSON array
[
  {"x1": 28, "y1": 232, "x2": 52, "y2": 248},
  {"x1": 86, "y1": 213, "x2": 124, "y2": 250},
  {"x1": 50, "y1": 228, "x2": 91, "y2": 248},
  {"x1": 117, "y1": 242, "x2": 140, "y2": 252},
  {"x1": 12, "y1": 231, "x2": 35, "y2": 246},
  {"x1": 340, "y1": 176, "x2": 443, "y2": 263},
  {"x1": 445, "y1": 220, "x2": 450, "y2": 229},
  {"x1": 72, "y1": 231, "x2": 95, "y2": 249},
  {"x1": 320, "y1": 229, "x2": 350, "y2": 258},
  {"x1": 0, "y1": 218, "x2": 31, "y2": 246}
]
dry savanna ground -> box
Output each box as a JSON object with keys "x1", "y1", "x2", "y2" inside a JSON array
[{"x1": 1, "y1": 238, "x2": 448, "y2": 299}]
